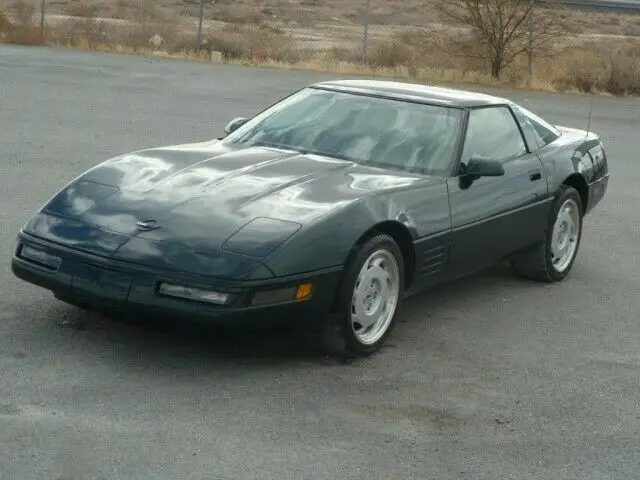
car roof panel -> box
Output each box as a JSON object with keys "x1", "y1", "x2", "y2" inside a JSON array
[{"x1": 311, "y1": 79, "x2": 509, "y2": 107}]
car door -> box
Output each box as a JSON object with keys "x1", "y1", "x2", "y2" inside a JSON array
[{"x1": 445, "y1": 105, "x2": 550, "y2": 278}]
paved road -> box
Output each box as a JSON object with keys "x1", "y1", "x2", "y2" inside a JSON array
[{"x1": 1, "y1": 45, "x2": 640, "y2": 480}]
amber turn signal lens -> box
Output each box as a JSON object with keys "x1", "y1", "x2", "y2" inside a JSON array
[{"x1": 295, "y1": 282, "x2": 313, "y2": 300}]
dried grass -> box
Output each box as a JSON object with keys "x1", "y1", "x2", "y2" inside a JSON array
[
  {"x1": 0, "y1": 1, "x2": 44, "y2": 45},
  {"x1": 557, "y1": 41, "x2": 640, "y2": 95},
  {"x1": 1, "y1": 0, "x2": 639, "y2": 97},
  {"x1": 0, "y1": 8, "x2": 10, "y2": 31}
]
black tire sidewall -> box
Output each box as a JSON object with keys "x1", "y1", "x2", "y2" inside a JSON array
[
  {"x1": 335, "y1": 234, "x2": 405, "y2": 356},
  {"x1": 545, "y1": 186, "x2": 583, "y2": 281}
]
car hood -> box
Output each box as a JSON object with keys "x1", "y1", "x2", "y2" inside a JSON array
[{"x1": 30, "y1": 141, "x2": 423, "y2": 261}]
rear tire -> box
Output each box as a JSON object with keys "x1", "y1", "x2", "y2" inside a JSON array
[
  {"x1": 321, "y1": 233, "x2": 405, "y2": 358},
  {"x1": 511, "y1": 184, "x2": 583, "y2": 282}
]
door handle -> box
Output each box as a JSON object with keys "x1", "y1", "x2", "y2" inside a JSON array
[{"x1": 529, "y1": 169, "x2": 542, "y2": 181}]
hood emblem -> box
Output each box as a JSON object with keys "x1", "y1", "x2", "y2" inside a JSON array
[{"x1": 136, "y1": 219, "x2": 160, "y2": 231}]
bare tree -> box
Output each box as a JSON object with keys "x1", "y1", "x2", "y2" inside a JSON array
[{"x1": 437, "y1": 0, "x2": 553, "y2": 79}]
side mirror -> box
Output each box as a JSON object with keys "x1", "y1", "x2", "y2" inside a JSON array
[
  {"x1": 462, "y1": 155, "x2": 505, "y2": 178},
  {"x1": 224, "y1": 117, "x2": 249, "y2": 135}
]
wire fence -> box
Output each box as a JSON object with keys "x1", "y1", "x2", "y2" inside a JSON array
[{"x1": 1, "y1": 0, "x2": 639, "y2": 94}]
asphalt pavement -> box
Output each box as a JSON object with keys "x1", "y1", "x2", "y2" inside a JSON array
[{"x1": 1, "y1": 45, "x2": 640, "y2": 480}]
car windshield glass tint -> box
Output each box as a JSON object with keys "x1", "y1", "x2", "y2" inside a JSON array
[{"x1": 223, "y1": 88, "x2": 464, "y2": 175}]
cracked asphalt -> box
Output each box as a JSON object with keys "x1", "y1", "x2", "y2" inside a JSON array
[{"x1": 1, "y1": 45, "x2": 640, "y2": 480}]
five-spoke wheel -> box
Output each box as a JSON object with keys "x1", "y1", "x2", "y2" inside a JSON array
[
  {"x1": 350, "y1": 248, "x2": 401, "y2": 346},
  {"x1": 322, "y1": 233, "x2": 405, "y2": 357},
  {"x1": 511, "y1": 184, "x2": 584, "y2": 282},
  {"x1": 550, "y1": 198, "x2": 581, "y2": 274}
]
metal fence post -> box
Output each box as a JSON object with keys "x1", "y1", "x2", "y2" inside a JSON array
[
  {"x1": 527, "y1": 0, "x2": 534, "y2": 88},
  {"x1": 40, "y1": 0, "x2": 45, "y2": 38},
  {"x1": 362, "y1": 0, "x2": 370, "y2": 65},
  {"x1": 197, "y1": 0, "x2": 205, "y2": 50}
]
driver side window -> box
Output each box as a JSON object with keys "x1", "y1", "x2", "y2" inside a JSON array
[{"x1": 461, "y1": 106, "x2": 527, "y2": 164}]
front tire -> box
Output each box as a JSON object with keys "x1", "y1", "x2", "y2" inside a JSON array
[
  {"x1": 322, "y1": 233, "x2": 405, "y2": 357},
  {"x1": 511, "y1": 184, "x2": 583, "y2": 282}
]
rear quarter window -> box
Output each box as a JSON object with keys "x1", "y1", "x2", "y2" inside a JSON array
[{"x1": 511, "y1": 104, "x2": 561, "y2": 151}]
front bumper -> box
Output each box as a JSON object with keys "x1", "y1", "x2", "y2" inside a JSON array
[{"x1": 11, "y1": 232, "x2": 343, "y2": 328}]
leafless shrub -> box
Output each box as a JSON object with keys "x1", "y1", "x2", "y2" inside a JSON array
[
  {"x1": 622, "y1": 21, "x2": 640, "y2": 37},
  {"x1": 112, "y1": 0, "x2": 132, "y2": 20},
  {"x1": 213, "y1": 5, "x2": 264, "y2": 24},
  {"x1": 364, "y1": 30, "x2": 487, "y2": 76},
  {"x1": 60, "y1": 1, "x2": 108, "y2": 48},
  {"x1": 555, "y1": 41, "x2": 640, "y2": 96},
  {"x1": 368, "y1": 38, "x2": 414, "y2": 68},
  {"x1": 11, "y1": 0, "x2": 35, "y2": 26},
  {"x1": 65, "y1": 1, "x2": 100, "y2": 19},
  {"x1": 0, "y1": 8, "x2": 10, "y2": 32},
  {"x1": 111, "y1": 0, "x2": 176, "y2": 52},
  {"x1": 1, "y1": 0, "x2": 42, "y2": 45},
  {"x1": 130, "y1": 0, "x2": 165, "y2": 24},
  {"x1": 601, "y1": 43, "x2": 640, "y2": 95},
  {"x1": 3, "y1": 25, "x2": 43, "y2": 45},
  {"x1": 50, "y1": 18, "x2": 107, "y2": 49},
  {"x1": 326, "y1": 46, "x2": 361, "y2": 63},
  {"x1": 3, "y1": 0, "x2": 637, "y2": 97},
  {"x1": 436, "y1": 0, "x2": 556, "y2": 79},
  {"x1": 207, "y1": 24, "x2": 298, "y2": 62}
]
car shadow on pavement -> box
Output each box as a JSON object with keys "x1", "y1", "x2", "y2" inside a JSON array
[{"x1": 38, "y1": 261, "x2": 541, "y2": 369}]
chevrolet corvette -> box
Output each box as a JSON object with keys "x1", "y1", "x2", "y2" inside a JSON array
[{"x1": 11, "y1": 80, "x2": 609, "y2": 356}]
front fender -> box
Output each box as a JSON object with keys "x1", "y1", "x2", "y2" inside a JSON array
[{"x1": 263, "y1": 197, "x2": 416, "y2": 277}]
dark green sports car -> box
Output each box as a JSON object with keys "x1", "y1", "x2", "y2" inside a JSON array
[{"x1": 11, "y1": 80, "x2": 609, "y2": 356}]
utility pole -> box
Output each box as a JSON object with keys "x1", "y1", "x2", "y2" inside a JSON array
[
  {"x1": 527, "y1": 0, "x2": 534, "y2": 88},
  {"x1": 40, "y1": 0, "x2": 45, "y2": 38},
  {"x1": 197, "y1": 0, "x2": 205, "y2": 50},
  {"x1": 362, "y1": 0, "x2": 370, "y2": 65}
]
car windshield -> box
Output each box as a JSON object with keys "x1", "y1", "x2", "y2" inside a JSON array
[{"x1": 222, "y1": 87, "x2": 465, "y2": 175}]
